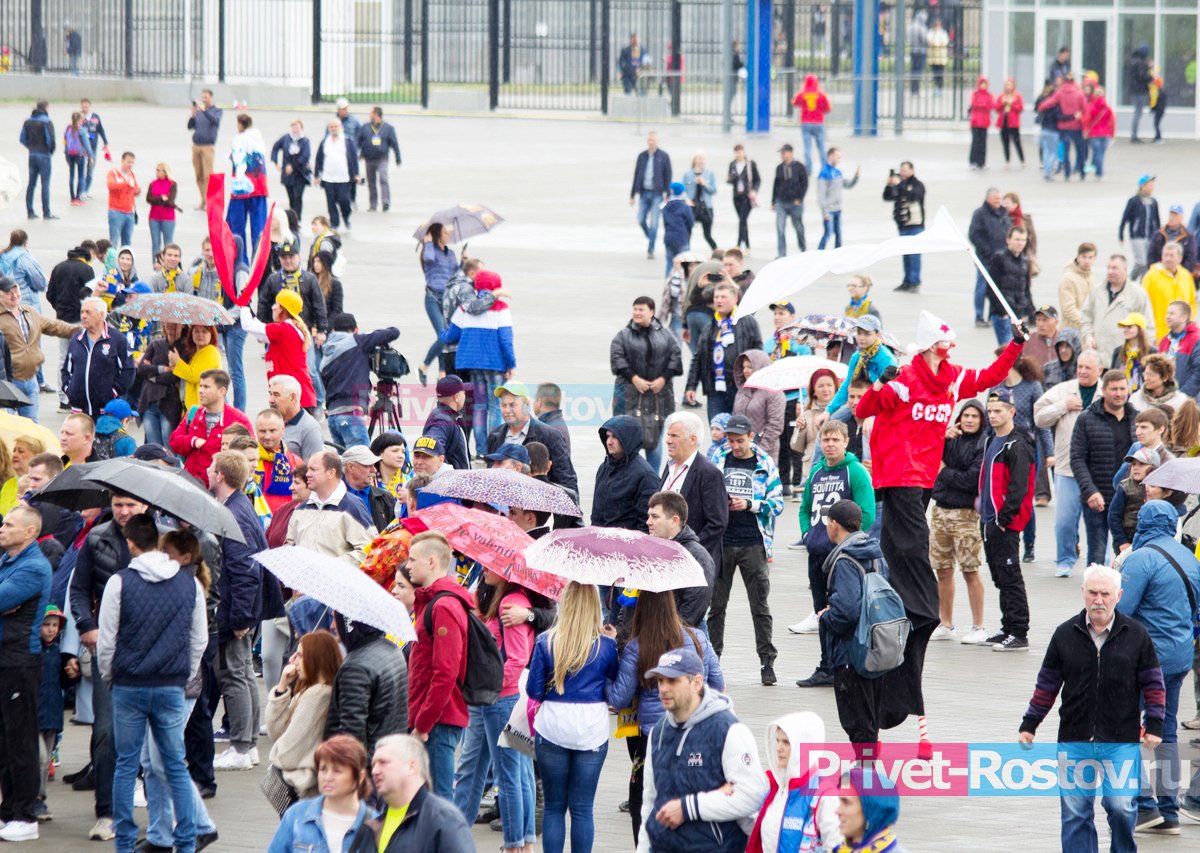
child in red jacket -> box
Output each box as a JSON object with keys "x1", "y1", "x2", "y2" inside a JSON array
[{"x1": 969, "y1": 76, "x2": 993, "y2": 169}]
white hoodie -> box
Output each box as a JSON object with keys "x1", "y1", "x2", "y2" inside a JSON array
[
  {"x1": 97, "y1": 550, "x2": 208, "y2": 684},
  {"x1": 758, "y1": 711, "x2": 842, "y2": 853}
]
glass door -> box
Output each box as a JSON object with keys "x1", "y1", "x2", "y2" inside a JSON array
[
  {"x1": 1036, "y1": 14, "x2": 1113, "y2": 88},
  {"x1": 1080, "y1": 19, "x2": 1108, "y2": 87},
  {"x1": 1041, "y1": 18, "x2": 1073, "y2": 81}
]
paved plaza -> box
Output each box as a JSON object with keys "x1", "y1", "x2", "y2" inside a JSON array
[{"x1": 1, "y1": 99, "x2": 1198, "y2": 850}]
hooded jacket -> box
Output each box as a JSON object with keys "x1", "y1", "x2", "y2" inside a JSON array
[
  {"x1": 662, "y1": 196, "x2": 694, "y2": 249},
  {"x1": 828, "y1": 345, "x2": 898, "y2": 414},
  {"x1": 932, "y1": 400, "x2": 987, "y2": 510},
  {"x1": 47, "y1": 248, "x2": 96, "y2": 322},
  {"x1": 320, "y1": 327, "x2": 400, "y2": 414},
  {"x1": 820, "y1": 531, "x2": 889, "y2": 670},
  {"x1": 606, "y1": 626, "x2": 723, "y2": 735},
  {"x1": 672, "y1": 525, "x2": 716, "y2": 626},
  {"x1": 408, "y1": 577, "x2": 473, "y2": 733},
  {"x1": 1070, "y1": 398, "x2": 1137, "y2": 502},
  {"x1": 969, "y1": 77, "x2": 992, "y2": 128},
  {"x1": 733, "y1": 350, "x2": 787, "y2": 460},
  {"x1": 1083, "y1": 90, "x2": 1115, "y2": 138},
  {"x1": 994, "y1": 85, "x2": 1023, "y2": 129},
  {"x1": 1142, "y1": 263, "x2": 1196, "y2": 336},
  {"x1": 324, "y1": 614, "x2": 409, "y2": 756},
  {"x1": 747, "y1": 711, "x2": 841, "y2": 853},
  {"x1": 591, "y1": 416, "x2": 660, "y2": 532},
  {"x1": 793, "y1": 75, "x2": 831, "y2": 124},
  {"x1": 1159, "y1": 320, "x2": 1200, "y2": 396},
  {"x1": 1058, "y1": 262, "x2": 1094, "y2": 331},
  {"x1": 978, "y1": 427, "x2": 1035, "y2": 532},
  {"x1": 0, "y1": 540, "x2": 52, "y2": 668},
  {"x1": 857, "y1": 341, "x2": 1021, "y2": 489},
  {"x1": 835, "y1": 768, "x2": 903, "y2": 852},
  {"x1": 638, "y1": 688, "x2": 767, "y2": 853},
  {"x1": 1041, "y1": 327, "x2": 1081, "y2": 388},
  {"x1": 1116, "y1": 501, "x2": 1200, "y2": 676},
  {"x1": 799, "y1": 451, "x2": 876, "y2": 553}
]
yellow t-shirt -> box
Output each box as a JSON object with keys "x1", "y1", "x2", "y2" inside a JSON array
[{"x1": 378, "y1": 804, "x2": 409, "y2": 852}]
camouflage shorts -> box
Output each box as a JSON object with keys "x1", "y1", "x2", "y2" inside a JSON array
[{"x1": 929, "y1": 505, "x2": 982, "y2": 572}]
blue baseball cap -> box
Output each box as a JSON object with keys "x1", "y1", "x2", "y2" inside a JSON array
[
  {"x1": 853, "y1": 315, "x2": 883, "y2": 333},
  {"x1": 644, "y1": 646, "x2": 705, "y2": 680},
  {"x1": 769, "y1": 301, "x2": 796, "y2": 314},
  {"x1": 486, "y1": 443, "x2": 531, "y2": 465},
  {"x1": 987, "y1": 388, "x2": 1015, "y2": 407},
  {"x1": 103, "y1": 399, "x2": 138, "y2": 419},
  {"x1": 1138, "y1": 174, "x2": 1155, "y2": 186}
]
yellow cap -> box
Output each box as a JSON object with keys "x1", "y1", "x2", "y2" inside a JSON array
[
  {"x1": 276, "y1": 289, "x2": 303, "y2": 320},
  {"x1": 1117, "y1": 312, "x2": 1147, "y2": 329}
]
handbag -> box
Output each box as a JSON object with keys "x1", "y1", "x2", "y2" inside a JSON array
[
  {"x1": 498, "y1": 671, "x2": 536, "y2": 757},
  {"x1": 259, "y1": 765, "x2": 299, "y2": 817}
]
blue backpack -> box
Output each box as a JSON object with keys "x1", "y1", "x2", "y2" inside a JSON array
[{"x1": 842, "y1": 554, "x2": 911, "y2": 679}]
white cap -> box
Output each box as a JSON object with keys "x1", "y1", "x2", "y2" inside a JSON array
[
  {"x1": 914, "y1": 310, "x2": 956, "y2": 353},
  {"x1": 335, "y1": 98, "x2": 350, "y2": 110}
]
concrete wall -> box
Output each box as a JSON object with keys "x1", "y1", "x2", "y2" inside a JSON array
[{"x1": 0, "y1": 73, "x2": 309, "y2": 109}]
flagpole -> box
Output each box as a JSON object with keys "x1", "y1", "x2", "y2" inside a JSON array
[{"x1": 942, "y1": 214, "x2": 1023, "y2": 328}]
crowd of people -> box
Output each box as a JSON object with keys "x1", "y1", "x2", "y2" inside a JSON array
[{"x1": 3, "y1": 85, "x2": 1200, "y2": 853}]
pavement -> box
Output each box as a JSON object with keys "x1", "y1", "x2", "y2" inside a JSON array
[{"x1": 2, "y1": 100, "x2": 1199, "y2": 850}]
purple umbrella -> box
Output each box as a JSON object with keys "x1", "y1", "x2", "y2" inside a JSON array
[
  {"x1": 522, "y1": 527, "x2": 708, "y2": 592},
  {"x1": 420, "y1": 468, "x2": 583, "y2": 517}
]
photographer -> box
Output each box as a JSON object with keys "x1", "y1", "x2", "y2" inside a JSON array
[
  {"x1": 319, "y1": 312, "x2": 400, "y2": 448},
  {"x1": 883, "y1": 161, "x2": 926, "y2": 293}
]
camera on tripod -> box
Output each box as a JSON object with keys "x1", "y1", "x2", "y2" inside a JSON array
[{"x1": 369, "y1": 345, "x2": 410, "y2": 382}]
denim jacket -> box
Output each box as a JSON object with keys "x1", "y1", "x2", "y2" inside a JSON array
[{"x1": 268, "y1": 797, "x2": 370, "y2": 853}]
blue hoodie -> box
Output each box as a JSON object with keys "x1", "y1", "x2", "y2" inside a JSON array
[
  {"x1": 839, "y1": 767, "x2": 903, "y2": 852},
  {"x1": 1117, "y1": 500, "x2": 1200, "y2": 675}
]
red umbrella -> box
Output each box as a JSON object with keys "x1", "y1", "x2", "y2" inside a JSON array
[{"x1": 415, "y1": 504, "x2": 564, "y2": 600}]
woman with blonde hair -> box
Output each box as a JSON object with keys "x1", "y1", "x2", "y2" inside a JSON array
[
  {"x1": 9, "y1": 435, "x2": 43, "y2": 479},
  {"x1": 1111, "y1": 313, "x2": 1154, "y2": 391},
  {"x1": 526, "y1": 582, "x2": 619, "y2": 853},
  {"x1": 168, "y1": 324, "x2": 223, "y2": 409},
  {"x1": 682, "y1": 151, "x2": 718, "y2": 250},
  {"x1": 146, "y1": 162, "x2": 178, "y2": 259},
  {"x1": 1170, "y1": 399, "x2": 1200, "y2": 455}
]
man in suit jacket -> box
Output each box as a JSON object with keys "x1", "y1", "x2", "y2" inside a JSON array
[
  {"x1": 629, "y1": 132, "x2": 672, "y2": 260},
  {"x1": 485, "y1": 381, "x2": 578, "y2": 495},
  {"x1": 659, "y1": 410, "x2": 729, "y2": 572}
]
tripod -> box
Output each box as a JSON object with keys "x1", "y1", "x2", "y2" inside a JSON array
[{"x1": 368, "y1": 379, "x2": 404, "y2": 437}]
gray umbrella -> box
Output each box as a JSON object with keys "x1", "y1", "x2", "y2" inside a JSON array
[
  {"x1": 1143, "y1": 458, "x2": 1200, "y2": 494},
  {"x1": 28, "y1": 461, "x2": 111, "y2": 511},
  {"x1": 0, "y1": 380, "x2": 32, "y2": 409},
  {"x1": 80, "y1": 458, "x2": 246, "y2": 543}
]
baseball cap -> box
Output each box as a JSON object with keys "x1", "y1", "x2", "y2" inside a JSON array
[
  {"x1": 1138, "y1": 174, "x2": 1156, "y2": 186},
  {"x1": 43, "y1": 604, "x2": 65, "y2": 624},
  {"x1": 103, "y1": 399, "x2": 138, "y2": 419},
  {"x1": 723, "y1": 414, "x2": 754, "y2": 435},
  {"x1": 853, "y1": 315, "x2": 882, "y2": 333},
  {"x1": 494, "y1": 380, "x2": 531, "y2": 400},
  {"x1": 132, "y1": 443, "x2": 179, "y2": 466},
  {"x1": 0, "y1": 276, "x2": 17, "y2": 293},
  {"x1": 1124, "y1": 447, "x2": 1161, "y2": 467},
  {"x1": 412, "y1": 435, "x2": 445, "y2": 457},
  {"x1": 669, "y1": 181, "x2": 686, "y2": 196},
  {"x1": 769, "y1": 301, "x2": 796, "y2": 314},
  {"x1": 486, "y1": 444, "x2": 531, "y2": 465},
  {"x1": 341, "y1": 445, "x2": 381, "y2": 466},
  {"x1": 278, "y1": 239, "x2": 299, "y2": 256},
  {"x1": 779, "y1": 143, "x2": 794, "y2": 153},
  {"x1": 1118, "y1": 312, "x2": 1147, "y2": 329},
  {"x1": 1033, "y1": 305, "x2": 1059, "y2": 319},
  {"x1": 335, "y1": 97, "x2": 350, "y2": 110},
  {"x1": 987, "y1": 388, "x2": 1015, "y2": 406},
  {"x1": 644, "y1": 646, "x2": 705, "y2": 681},
  {"x1": 826, "y1": 499, "x2": 863, "y2": 532},
  {"x1": 276, "y1": 289, "x2": 303, "y2": 319},
  {"x1": 1169, "y1": 204, "x2": 1184, "y2": 215},
  {"x1": 435, "y1": 374, "x2": 465, "y2": 397}
]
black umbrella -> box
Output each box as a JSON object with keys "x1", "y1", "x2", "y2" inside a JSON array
[
  {"x1": 28, "y1": 461, "x2": 111, "y2": 511},
  {"x1": 80, "y1": 458, "x2": 246, "y2": 544},
  {"x1": 0, "y1": 380, "x2": 32, "y2": 410}
]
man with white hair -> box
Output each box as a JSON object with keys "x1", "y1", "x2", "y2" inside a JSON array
[
  {"x1": 61, "y1": 296, "x2": 133, "y2": 418},
  {"x1": 1019, "y1": 564, "x2": 1165, "y2": 850},
  {"x1": 658, "y1": 410, "x2": 729, "y2": 572},
  {"x1": 268, "y1": 374, "x2": 323, "y2": 461},
  {"x1": 365, "y1": 734, "x2": 473, "y2": 852}
]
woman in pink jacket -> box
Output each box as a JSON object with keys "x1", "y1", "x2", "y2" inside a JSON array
[
  {"x1": 969, "y1": 76, "x2": 993, "y2": 169},
  {"x1": 994, "y1": 78, "x2": 1024, "y2": 167}
]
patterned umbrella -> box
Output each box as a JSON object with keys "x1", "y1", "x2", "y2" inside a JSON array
[
  {"x1": 522, "y1": 527, "x2": 708, "y2": 592},
  {"x1": 254, "y1": 545, "x2": 416, "y2": 641},
  {"x1": 416, "y1": 504, "x2": 563, "y2": 600},
  {"x1": 421, "y1": 468, "x2": 583, "y2": 517},
  {"x1": 743, "y1": 354, "x2": 849, "y2": 393},
  {"x1": 115, "y1": 292, "x2": 233, "y2": 326},
  {"x1": 412, "y1": 204, "x2": 505, "y2": 243}
]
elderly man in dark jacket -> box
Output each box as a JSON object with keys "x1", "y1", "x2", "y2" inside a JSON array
[
  {"x1": 62, "y1": 298, "x2": 134, "y2": 419},
  {"x1": 684, "y1": 282, "x2": 762, "y2": 419},
  {"x1": 1070, "y1": 369, "x2": 1137, "y2": 567},
  {"x1": 968, "y1": 188, "x2": 1011, "y2": 326},
  {"x1": 611, "y1": 296, "x2": 683, "y2": 473},
  {"x1": 647, "y1": 490, "x2": 715, "y2": 628},
  {"x1": 592, "y1": 416, "x2": 659, "y2": 533},
  {"x1": 660, "y1": 410, "x2": 729, "y2": 573},
  {"x1": 325, "y1": 614, "x2": 408, "y2": 757}
]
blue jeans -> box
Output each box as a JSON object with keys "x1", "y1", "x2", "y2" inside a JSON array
[
  {"x1": 644, "y1": 436, "x2": 663, "y2": 475},
  {"x1": 536, "y1": 734, "x2": 609, "y2": 853},
  {"x1": 454, "y1": 696, "x2": 536, "y2": 848},
  {"x1": 112, "y1": 685, "x2": 195, "y2": 853},
  {"x1": 11, "y1": 376, "x2": 37, "y2": 422},
  {"x1": 685, "y1": 310, "x2": 709, "y2": 356},
  {"x1": 992, "y1": 314, "x2": 1013, "y2": 345},
  {"x1": 1054, "y1": 474, "x2": 1082, "y2": 571},
  {"x1": 1060, "y1": 129, "x2": 1085, "y2": 178},
  {"x1": 636, "y1": 190, "x2": 662, "y2": 253},
  {"x1": 220, "y1": 324, "x2": 247, "y2": 412},
  {"x1": 974, "y1": 270, "x2": 988, "y2": 321},
  {"x1": 226, "y1": 195, "x2": 268, "y2": 263},
  {"x1": 1060, "y1": 759, "x2": 1136, "y2": 852},
  {"x1": 141, "y1": 403, "x2": 171, "y2": 447},
  {"x1": 705, "y1": 386, "x2": 737, "y2": 421},
  {"x1": 67, "y1": 153, "x2": 87, "y2": 201},
  {"x1": 664, "y1": 242, "x2": 688, "y2": 278},
  {"x1": 425, "y1": 723, "x2": 464, "y2": 800},
  {"x1": 423, "y1": 288, "x2": 447, "y2": 368},
  {"x1": 1081, "y1": 504, "x2": 1110, "y2": 566},
  {"x1": 25, "y1": 153, "x2": 51, "y2": 216},
  {"x1": 144, "y1": 698, "x2": 216, "y2": 847},
  {"x1": 470, "y1": 369, "x2": 504, "y2": 454},
  {"x1": 818, "y1": 210, "x2": 842, "y2": 249},
  {"x1": 108, "y1": 210, "x2": 135, "y2": 248},
  {"x1": 149, "y1": 219, "x2": 177, "y2": 261},
  {"x1": 898, "y1": 224, "x2": 924, "y2": 284},
  {"x1": 801, "y1": 123, "x2": 827, "y2": 175},
  {"x1": 309, "y1": 342, "x2": 325, "y2": 409},
  {"x1": 84, "y1": 153, "x2": 97, "y2": 195},
  {"x1": 1040, "y1": 130, "x2": 1060, "y2": 180},
  {"x1": 328, "y1": 412, "x2": 370, "y2": 449},
  {"x1": 1089, "y1": 137, "x2": 1109, "y2": 177},
  {"x1": 1137, "y1": 668, "x2": 1186, "y2": 819},
  {"x1": 775, "y1": 201, "x2": 805, "y2": 256}
]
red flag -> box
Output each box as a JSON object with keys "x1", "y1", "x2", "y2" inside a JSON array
[{"x1": 205, "y1": 175, "x2": 276, "y2": 308}]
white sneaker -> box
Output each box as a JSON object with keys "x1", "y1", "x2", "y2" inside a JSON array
[
  {"x1": 930, "y1": 624, "x2": 956, "y2": 641},
  {"x1": 249, "y1": 746, "x2": 260, "y2": 766},
  {"x1": 960, "y1": 627, "x2": 991, "y2": 646},
  {"x1": 213, "y1": 747, "x2": 254, "y2": 771},
  {"x1": 0, "y1": 821, "x2": 38, "y2": 841},
  {"x1": 259, "y1": 724, "x2": 268, "y2": 736},
  {"x1": 788, "y1": 612, "x2": 821, "y2": 634},
  {"x1": 89, "y1": 817, "x2": 115, "y2": 840},
  {"x1": 133, "y1": 778, "x2": 147, "y2": 808}
]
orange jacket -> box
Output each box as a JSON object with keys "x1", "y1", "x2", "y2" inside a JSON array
[{"x1": 106, "y1": 168, "x2": 140, "y2": 214}]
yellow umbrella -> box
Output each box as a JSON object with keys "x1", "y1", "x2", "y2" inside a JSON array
[{"x1": 0, "y1": 411, "x2": 61, "y2": 455}]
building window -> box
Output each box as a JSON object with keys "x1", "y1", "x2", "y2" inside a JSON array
[
  {"x1": 1008, "y1": 12, "x2": 1035, "y2": 97},
  {"x1": 1161, "y1": 15, "x2": 1197, "y2": 108},
  {"x1": 1117, "y1": 14, "x2": 1155, "y2": 106}
]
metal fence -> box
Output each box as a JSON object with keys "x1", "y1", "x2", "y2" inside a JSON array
[{"x1": 1, "y1": 0, "x2": 983, "y2": 125}]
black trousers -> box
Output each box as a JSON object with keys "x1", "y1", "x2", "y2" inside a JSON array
[
  {"x1": 284, "y1": 181, "x2": 305, "y2": 217},
  {"x1": 778, "y1": 415, "x2": 798, "y2": 488},
  {"x1": 733, "y1": 195, "x2": 752, "y2": 248},
  {"x1": 969, "y1": 127, "x2": 988, "y2": 167},
  {"x1": 185, "y1": 633, "x2": 219, "y2": 792},
  {"x1": 1000, "y1": 127, "x2": 1024, "y2": 163},
  {"x1": 983, "y1": 525, "x2": 1030, "y2": 639},
  {"x1": 695, "y1": 210, "x2": 717, "y2": 250},
  {"x1": 0, "y1": 665, "x2": 42, "y2": 823},
  {"x1": 710, "y1": 542, "x2": 775, "y2": 665},
  {"x1": 626, "y1": 733, "x2": 647, "y2": 844},
  {"x1": 834, "y1": 665, "x2": 881, "y2": 762}
]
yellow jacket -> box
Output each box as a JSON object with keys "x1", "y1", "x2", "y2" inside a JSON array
[
  {"x1": 1142, "y1": 264, "x2": 1196, "y2": 336},
  {"x1": 172, "y1": 344, "x2": 223, "y2": 410}
]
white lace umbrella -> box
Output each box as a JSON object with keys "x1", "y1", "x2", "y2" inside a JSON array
[
  {"x1": 743, "y1": 354, "x2": 849, "y2": 392},
  {"x1": 522, "y1": 527, "x2": 708, "y2": 592},
  {"x1": 254, "y1": 546, "x2": 416, "y2": 641}
]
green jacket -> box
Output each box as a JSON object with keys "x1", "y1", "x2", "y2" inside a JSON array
[{"x1": 798, "y1": 451, "x2": 876, "y2": 545}]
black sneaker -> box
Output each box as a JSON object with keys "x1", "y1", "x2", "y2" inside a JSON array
[
  {"x1": 62, "y1": 763, "x2": 92, "y2": 784},
  {"x1": 1022, "y1": 548, "x2": 1035, "y2": 563},
  {"x1": 489, "y1": 817, "x2": 502, "y2": 832},
  {"x1": 993, "y1": 635, "x2": 1029, "y2": 652},
  {"x1": 795, "y1": 670, "x2": 835, "y2": 688},
  {"x1": 199, "y1": 785, "x2": 216, "y2": 799},
  {"x1": 1135, "y1": 809, "x2": 1164, "y2": 831},
  {"x1": 476, "y1": 806, "x2": 499, "y2": 825},
  {"x1": 1146, "y1": 818, "x2": 1181, "y2": 835},
  {"x1": 197, "y1": 832, "x2": 220, "y2": 851},
  {"x1": 983, "y1": 631, "x2": 1007, "y2": 646},
  {"x1": 760, "y1": 664, "x2": 777, "y2": 686},
  {"x1": 974, "y1": 318, "x2": 989, "y2": 328},
  {"x1": 135, "y1": 842, "x2": 172, "y2": 853},
  {"x1": 893, "y1": 282, "x2": 919, "y2": 293},
  {"x1": 618, "y1": 800, "x2": 630, "y2": 813},
  {"x1": 71, "y1": 770, "x2": 95, "y2": 791}
]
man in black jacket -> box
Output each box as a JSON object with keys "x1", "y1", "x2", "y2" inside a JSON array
[
  {"x1": 684, "y1": 283, "x2": 762, "y2": 419},
  {"x1": 660, "y1": 411, "x2": 729, "y2": 578},
  {"x1": 319, "y1": 312, "x2": 400, "y2": 449},
  {"x1": 883, "y1": 161, "x2": 926, "y2": 292},
  {"x1": 629, "y1": 132, "x2": 672, "y2": 259},
  {"x1": 930, "y1": 400, "x2": 988, "y2": 645},
  {"x1": 366, "y1": 734, "x2": 474, "y2": 852},
  {"x1": 591, "y1": 416, "x2": 658, "y2": 533},
  {"x1": 1019, "y1": 564, "x2": 1163, "y2": 851},
  {"x1": 1070, "y1": 369, "x2": 1136, "y2": 566},
  {"x1": 325, "y1": 614, "x2": 408, "y2": 757},
  {"x1": 19, "y1": 100, "x2": 55, "y2": 220},
  {"x1": 47, "y1": 245, "x2": 96, "y2": 407},
  {"x1": 256, "y1": 241, "x2": 328, "y2": 334},
  {"x1": 610, "y1": 296, "x2": 683, "y2": 473},
  {"x1": 968, "y1": 188, "x2": 1010, "y2": 326},
  {"x1": 485, "y1": 382, "x2": 578, "y2": 494},
  {"x1": 647, "y1": 490, "x2": 714, "y2": 627},
  {"x1": 771, "y1": 144, "x2": 807, "y2": 257},
  {"x1": 422, "y1": 375, "x2": 470, "y2": 470}
]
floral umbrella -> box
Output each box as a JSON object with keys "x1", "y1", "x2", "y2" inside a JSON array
[
  {"x1": 115, "y1": 292, "x2": 234, "y2": 326},
  {"x1": 421, "y1": 468, "x2": 583, "y2": 517}
]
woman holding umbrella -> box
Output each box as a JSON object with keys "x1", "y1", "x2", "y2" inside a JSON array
[
  {"x1": 136, "y1": 321, "x2": 185, "y2": 445},
  {"x1": 169, "y1": 324, "x2": 222, "y2": 410},
  {"x1": 415, "y1": 223, "x2": 460, "y2": 386}
]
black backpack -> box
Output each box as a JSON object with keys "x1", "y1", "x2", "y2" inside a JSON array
[
  {"x1": 91, "y1": 427, "x2": 129, "y2": 461},
  {"x1": 423, "y1": 590, "x2": 504, "y2": 706}
]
